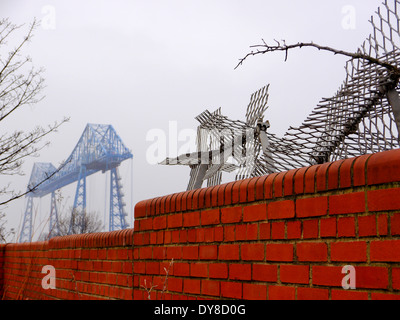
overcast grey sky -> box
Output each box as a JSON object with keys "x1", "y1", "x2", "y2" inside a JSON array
[{"x1": 0, "y1": 0, "x2": 382, "y2": 241}]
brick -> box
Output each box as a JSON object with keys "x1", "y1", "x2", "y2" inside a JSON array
[
  {"x1": 246, "y1": 223, "x2": 258, "y2": 241},
  {"x1": 186, "y1": 190, "x2": 196, "y2": 211},
  {"x1": 135, "y1": 200, "x2": 147, "y2": 218},
  {"x1": 358, "y1": 215, "x2": 376, "y2": 237},
  {"x1": 255, "y1": 175, "x2": 268, "y2": 200},
  {"x1": 218, "y1": 244, "x2": 240, "y2": 261},
  {"x1": 164, "y1": 231, "x2": 172, "y2": 244},
  {"x1": 221, "y1": 207, "x2": 242, "y2": 224},
  {"x1": 267, "y1": 200, "x2": 295, "y2": 220},
  {"x1": 327, "y1": 159, "x2": 345, "y2": 190},
  {"x1": 160, "y1": 261, "x2": 174, "y2": 276},
  {"x1": 273, "y1": 172, "x2": 285, "y2": 198},
  {"x1": 224, "y1": 182, "x2": 233, "y2": 206},
  {"x1": 169, "y1": 194, "x2": 178, "y2": 213},
  {"x1": 280, "y1": 265, "x2": 309, "y2": 284},
  {"x1": 356, "y1": 266, "x2": 389, "y2": 289},
  {"x1": 150, "y1": 231, "x2": 158, "y2": 244},
  {"x1": 367, "y1": 149, "x2": 400, "y2": 185},
  {"x1": 180, "y1": 230, "x2": 189, "y2": 243},
  {"x1": 199, "y1": 245, "x2": 218, "y2": 260},
  {"x1": 316, "y1": 162, "x2": 331, "y2": 192},
  {"x1": 252, "y1": 264, "x2": 278, "y2": 282},
  {"x1": 331, "y1": 290, "x2": 369, "y2": 300},
  {"x1": 153, "y1": 215, "x2": 167, "y2": 230},
  {"x1": 302, "y1": 219, "x2": 319, "y2": 239},
  {"x1": 329, "y1": 192, "x2": 365, "y2": 215},
  {"x1": 211, "y1": 186, "x2": 220, "y2": 208},
  {"x1": 146, "y1": 262, "x2": 160, "y2": 275},
  {"x1": 243, "y1": 283, "x2": 267, "y2": 300},
  {"x1": 259, "y1": 223, "x2": 271, "y2": 240},
  {"x1": 331, "y1": 241, "x2": 367, "y2": 262},
  {"x1": 312, "y1": 266, "x2": 343, "y2": 287},
  {"x1": 140, "y1": 217, "x2": 153, "y2": 231},
  {"x1": 203, "y1": 228, "x2": 214, "y2": 243},
  {"x1": 167, "y1": 213, "x2": 182, "y2": 228},
  {"x1": 196, "y1": 228, "x2": 205, "y2": 243},
  {"x1": 304, "y1": 165, "x2": 319, "y2": 194},
  {"x1": 268, "y1": 285, "x2": 296, "y2": 300},
  {"x1": 320, "y1": 218, "x2": 336, "y2": 238},
  {"x1": 392, "y1": 268, "x2": 400, "y2": 290},
  {"x1": 337, "y1": 217, "x2": 355, "y2": 237},
  {"x1": 352, "y1": 154, "x2": 370, "y2": 186},
  {"x1": 139, "y1": 247, "x2": 152, "y2": 259},
  {"x1": 241, "y1": 243, "x2": 265, "y2": 261},
  {"x1": 391, "y1": 213, "x2": 400, "y2": 235},
  {"x1": 201, "y1": 209, "x2": 220, "y2": 226},
  {"x1": 296, "y1": 197, "x2": 328, "y2": 218},
  {"x1": 339, "y1": 158, "x2": 355, "y2": 188},
  {"x1": 217, "y1": 184, "x2": 227, "y2": 206},
  {"x1": 173, "y1": 262, "x2": 190, "y2": 277},
  {"x1": 192, "y1": 189, "x2": 202, "y2": 210},
  {"x1": 287, "y1": 221, "x2": 301, "y2": 239},
  {"x1": 297, "y1": 287, "x2": 329, "y2": 300},
  {"x1": 153, "y1": 247, "x2": 166, "y2": 260},
  {"x1": 271, "y1": 222, "x2": 285, "y2": 240},
  {"x1": 239, "y1": 178, "x2": 253, "y2": 203},
  {"x1": 229, "y1": 263, "x2": 251, "y2": 281},
  {"x1": 297, "y1": 242, "x2": 327, "y2": 262},
  {"x1": 209, "y1": 263, "x2": 228, "y2": 279},
  {"x1": 221, "y1": 281, "x2": 242, "y2": 299},
  {"x1": 370, "y1": 240, "x2": 400, "y2": 262},
  {"x1": 204, "y1": 186, "x2": 217, "y2": 208},
  {"x1": 175, "y1": 193, "x2": 184, "y2": 212},
  {"x1": 371, "y1": 293, "x2": 400, "y2": 300},
  {"x1": 215, "y1": 226, "x2": 223, "y2": 242},
  {"x1": 368, "y1": 188, "x2": 400, "y2": 212},
  {"x1": 294, "y1": 167, "x2": 307, "y2": 194},
  {"x1": 166, "y1": 246, "x2": 182, "y2": 260},
  {"x1": 266, "y1": 243, "x2": 293, "y2": 262},
  {"x1": 231, "y1": 181, "x2": 242, "y2": 204},
  {"x1": 243, "y1": 203, "x2": 267, "y2": 222},
  {"x1": 171, "y1": 230, "x2": 180, "y2": 243},
  {"x1": 284, "y1": 169, "x2": 299, "y2": 196},
  {"x1": 134, "y1": 262, "x2": 145, "y2": 274},
  {"x1": 201, "y1": 280, "x2": 220, "y2": 297},
  {"x1": 264, "y1": 173, "x2": 278, "y2": 199},
  {"x1": 183, "y1": 211, "x2": 200, "y2": 227},
  {"x1": 181, "y1": 245, "x2": 198, "y2": 260},
  {"x1": 235, "y1": 224, "x2": 247, "y2": 241},
  {"x1": 224, "y1": 225, "x2": 235, "y2": 242},
  {"x1": 378, "y1": 214, "x2": 388, "y2": 236},
  {"x1": 183, "y1": 279, "x2": 201, "y2": 294}
]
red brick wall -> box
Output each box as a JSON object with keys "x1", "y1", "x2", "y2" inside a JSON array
[{"x1": 1, "y1": 149, "x2": 400, "y2": 300}]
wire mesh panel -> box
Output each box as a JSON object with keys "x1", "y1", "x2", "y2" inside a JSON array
[{"x1": 161, "y1": 0, "x2": 400, "y2": 189}]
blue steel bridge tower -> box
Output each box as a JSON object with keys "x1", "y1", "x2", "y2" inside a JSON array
[{"x1": 18, "y1": 124, "x2": 133, "y2": 243}]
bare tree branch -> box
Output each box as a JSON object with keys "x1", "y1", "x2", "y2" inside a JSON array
[
  {"x1": 0, "y1": 18, "x2": 69, "y2": 241},
  {"x1": 235, "y1": 40, "x2": 400, "y2": 75}
]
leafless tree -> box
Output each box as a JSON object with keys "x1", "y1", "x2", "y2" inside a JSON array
[
  {"x1": 39, "y1": 207, "x2": 103, "y2": 240},
  {"x1": 235, "y1": 39, "x2": 400, "y2": 74},
  {"x1": 66, "y1": 209, "x2": 104, "y2": 236},
  {"x1": 0, "y1": 212, "x2": 14, "y2": 243},
  {"x1": 0, "y1": 18, "x2": 69, "y2": 241},
  {"x1": 0, "y1": 18, "x2": 68, "y2": 206}
]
